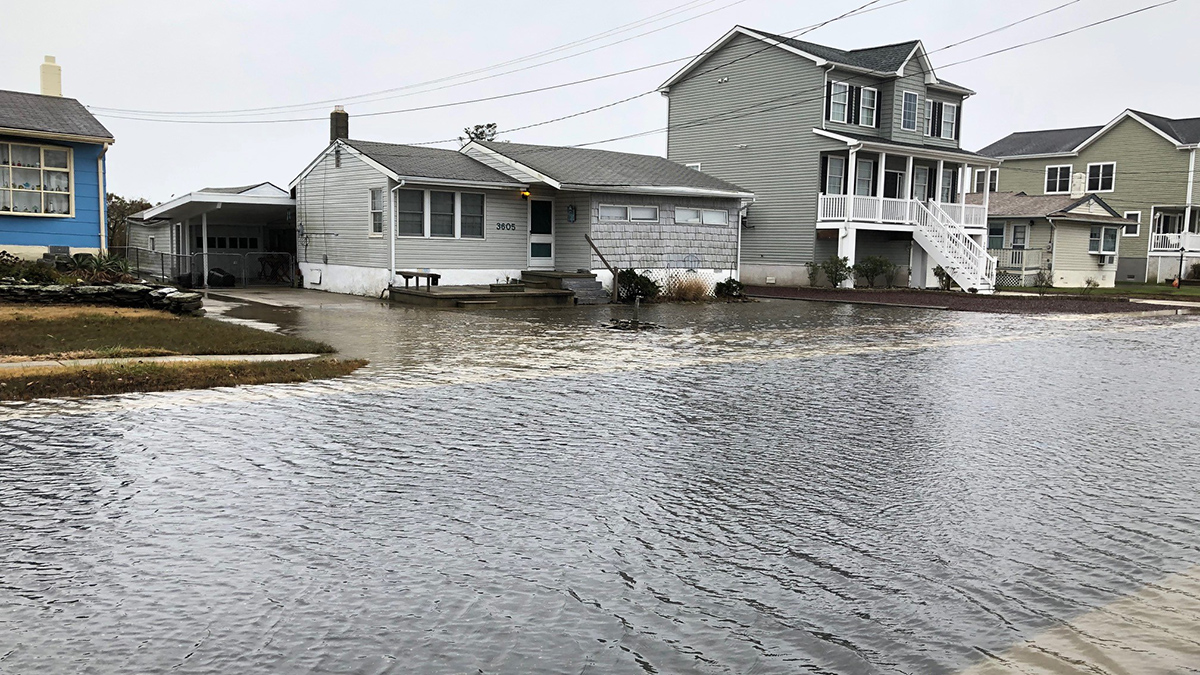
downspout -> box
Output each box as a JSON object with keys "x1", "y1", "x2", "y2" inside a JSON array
[
  {"x1": 1047, "y1": 217, "x2": 1058, "y2": 283},
  {"x1": 820, "y1": 64, "x2": 834, "y2": 131},
  {"x1": 97, "y1": 143, "x2": 109, "y2": 252}
]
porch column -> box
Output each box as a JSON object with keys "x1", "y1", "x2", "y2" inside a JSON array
[
  {"x1": 904, "y1": 156, "x2": 914, "y2": 202},
  {"x1": 910, "y1": 243, "x2": 928, "y2": 289},
  {"x1": 934, "y1": 159, "x2": 945, "y2": 205},
  {"x1": 838, "y1": 225, "x2": 857, "y2": 289},
  {"x1": 962, "y1": 164, "x2": 971, "y2": 201},
  {"x1": 983, "y1": 166, "x2": 992, "y2": 212},
  {"x1": 847, "y1": 147, "x2": 859, "y2": 221},
  {"x1": 878, "y1": 151, "x2": 888, "y2": 223},
  {"x1": 201, "y1": 211, "x2": 210, "y2": 288}
]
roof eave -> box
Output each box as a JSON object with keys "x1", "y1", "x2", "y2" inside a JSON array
[
  {"x1": 143, "y1": 192, "x2": 296, "y2": 220},
  {"x1": 0, "y1": 125, "x2": 113, "y2": 145},
  {"x1": 568, "y1": 184, "x2": 753, "y2": 199},
  {"x1": 658, "y1": 26, "x2": 829, "y2": 93},
  {"x1": 814, "y1": 128, "x2": 998, "y2": 164}
]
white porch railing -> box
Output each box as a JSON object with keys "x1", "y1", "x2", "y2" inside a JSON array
[
  {"x1": 988, "y1": 247, "x2": 1045, "y2": 271},
  {"x1": 911, "y1": 200, "x2": 996, "y2": 293},
  {"x1": 819, "y1": 194, "x2": 987, "y2": 228},
  {"x1": 1151, "y1": 232, "x2": 1200, "y2": 251}
]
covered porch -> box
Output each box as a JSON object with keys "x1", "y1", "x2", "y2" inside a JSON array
[{"x1": 1149, "y1": 206, "x2": 1200, "y2": 252}]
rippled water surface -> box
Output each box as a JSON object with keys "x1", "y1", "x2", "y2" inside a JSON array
[{"x1": 2, "y1": 296, "x2": 1199, "y2": 674}]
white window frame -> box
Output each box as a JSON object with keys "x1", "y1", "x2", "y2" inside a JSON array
[
  {"x1": 855, "y1": 159, "x2": 875, "y2": 197},
  {"x1": 394, "y1": 188, "x2": 426, "y2": 238},
  {"x1": 630, "y1": 206, "x2": 659, "y2": 222},
  {"x1": 599, "y1": 205, "x2": 629, "y2": 221},
  {"x1": 826, "y1": 155, "x2": 846, "y2": 195},
  {"x1": 1010, "y1": 223, "x2": 1027, "y2": 249},
  {"x1": 428, "y1": 190, "x2": 456, "y2": 238},
  {"x1": 1123, "y1": 211, "x2": 1141, "y2": 237},
  {"x1": 0, "y1": 141, "x2": 75, "y2": 218},
  {"x1": 394, "y1": 188, "x2": 490, "y2": 240},
  {"x1": 859, "y1": 87, "x2": 878, "y2": 128},
  {"x1": 1089, "y1": 225, "x2": 1119, "y2": 255},
  {"x1": 460, "y1": 192, "x2": 486, "y2": 239},
  {"x1": 901, "y1": 91, "x2": 919, "y2": 132},
  {"x1": 600, "y1": 205, "x2": 662, "y2": 223},
  {"x1": 941, "y1": 103, "x2": 958, "y2": 139},
  {"x1": 368, "y1": 187, "x2": 384, "y2": 237},
  {"x1": 987, "y1": 224, "x2": 1004, "y2": 250},
  {"x1": 701, "y1": 209, "x2": 728, "y2": 226},
  {"x1": 924, "y1": 100, "x2": 934, "y2": 137},
  {"x1": 684, "y1": 162, "x2": 702, "y2": 171},
  {"x1": 829, "y1": 82, "x2": 850, "y2": 124},
  {"x1": 1044, "y1": 165, "x2": 1073, "y2": 195},
  {"x1": 1086, "y1": 162, "x2": 1116, "y2": 192},
  {"x1": 973, "y1": 168, "x2": 999, "y2": 193},
  {"x1": 675, "y1": 207, "x2": 702, "y2": 224}
]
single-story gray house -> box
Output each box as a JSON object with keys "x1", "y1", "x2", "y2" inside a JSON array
[
  {"x1": 967, "y1": 191, "x2": 1132, "y2": 288},
  {"x1": 288, "y1": 109, "x2": 753, "y2": 297}
]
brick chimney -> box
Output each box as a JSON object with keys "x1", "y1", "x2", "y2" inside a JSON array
[
  {"x1": 330, "y1": 105, "x2": 349, "y2": 142},
  {"x1": 40, "y1": 56, "x2": 62, "y2": 97}
]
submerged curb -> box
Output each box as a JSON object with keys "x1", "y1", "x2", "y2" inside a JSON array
[{"x1": 0, "y1": 353, "x2": 323, "y2": 371}]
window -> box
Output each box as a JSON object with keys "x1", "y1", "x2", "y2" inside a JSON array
[
  {"x1": 701, "y1": 209, "x2": 728, "y2": 226},
  {"x1": 901, "y1": 92, "x2": 919, "y2": 131},
  {"x1": 825, "y1": 156, "x2": 846, "y2": 195},
  {"x1": 675, "y1": 208, "x2": 702, "y2": 224},
  {"x1": 1087, "y1": 162, "x2": 1115, "y2": 192},
  {"x1": 1089, "y1": 226, "x2": 1119, "y2": 255},
  {"x1": 217, "y1": 237, "x2": 227, "y2": 249},
  {"x1": 859, "y1": 87, "x2": 878, "y2": 128},
  {"x1": 599, "y1": 205, "x2": 628, "y2": 221},
  {"x1": 924, "y1": 100, "x2": 934, "y2": 137},
  {"x1": 1011, "y1": 224, "x2": 1027, "y2": 249},
  {"x1": 630, "y1": 206, "x2": 659, "y2": 222},
  {"x1": 855, "y1": 159, "x2": 875, "y2": 197},
  {"x1": 396, "y1": 189, "x2": 424, "y2": 236},
  {"x1": 974, "y1": 168, "x2": 999, "y2": 193},
  {"x1": 941, "y1": 103, "x2": 958, "y2": 139},
  {"x1": 1045, "y1": 165, "x2": 1072, "y2": 194},
  {"x1": 430, "y1": 191, "x2": 455, "y2": 237},
  {"x1": 913, "y1": 166, "x2": 930, "y2": 201},
  {"x1": 829, "y1": 82, "x2": 849, "y2": 123},
  {"x1": 461, "y1": 193, "x2": 485, "y2": 238},
  {"x1": 988, "y1": 224, "x2": 1004, "y2": 250},
  {"x1": 369, "y1": 188, "x2": 384, "y2": 236},
  {"x1": 940, "y1": 167, "x2": 956, "y2": 203},
  {"x1": 1123, "y1": 211, "x2": 1141, "y2": 237},
  {"x1": 0, "y1": 142, "x2": 72, "y2": 216},
  {"x1": 684, "y1": 162, "x2": 702, "y2": 171},
  {"x1": 148, "y1": 236, "x2": 156, "y2": 251}
]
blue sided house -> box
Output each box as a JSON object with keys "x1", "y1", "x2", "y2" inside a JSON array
[{"x1": 0, "y1": 57, "x2": 114, "y2": 259}]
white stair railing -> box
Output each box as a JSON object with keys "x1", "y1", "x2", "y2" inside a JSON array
[{"x1": 910, "y1": 200, "x2": 996, "y2": 293}]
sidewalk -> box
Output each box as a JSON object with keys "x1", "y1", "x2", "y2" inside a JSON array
[{"x1": 0, "y1": 353, "x2": 322, "y2": 371}]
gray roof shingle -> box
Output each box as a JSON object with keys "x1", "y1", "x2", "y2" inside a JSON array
[
  {"x1": 475, "y1": 140, "x2": 751, "y2": 193},
  {"x1": 0, "y1": 89, "x2": 113, "y2": 141},
  {"x1": 1131, "y1": 110, "x2": 1200, "y2": 145},
  {"x1": 747, "y1": 28, "x2": 919, "y2": 73},
  {"x1": 344, "y1": 139, "x2": 524, "y2": 185},
  {"x1": 965, "y1": 191, "x2": 1128, "y2": 224},
  {"x1": 977, "y1": 126, "x2": 1102, "y2": 158}
]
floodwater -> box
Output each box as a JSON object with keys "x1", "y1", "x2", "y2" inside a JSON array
[{"x1": 2, "y1": 295, "x2": 1199, "y2": 674}]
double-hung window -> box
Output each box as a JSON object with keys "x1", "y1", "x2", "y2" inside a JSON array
[
  {"x1": 396, "y1": 189, "x2": 425, "y2": 236},
  {"x1": 1087, "y1": 162, "x2": 1115, "y2": 192},
  {"x1": 825, "y1": 156, "x2": 846, "y2": 194},
  {"x1": 829, "y1": 82, "x2": 850, "y2": 123},
  {"x1": 924, "y1": 100, "x2": 934, "y2": 137},
  {"x1": 369, "y1": 188, "x2": 384, "y2": 236},
  {"x1": 430, "y1": 191, "x2": 455, "y2": 237},
  {"x1": 901, "y1": 92, "x2": 919, "y2": 131},
  {"x1": 859, "y1": 88, "x2": 878, "y2": 128},
  {"x1": 940, "y1": 167, "x2": 956, "y2": 203},
  {"x1": 855, "y1": 159, "x2": 875, "y2": 196},
  {"x1": 974, "y1": 168, "x2": 999, "y2": 193},
  {"x1": 1045, "y1": 165, "x2": 1072, "y2": 194},
  {"x1": 1123, "y1": 211, "x2": 1141, "y2": 237},
  {"x1": 1089, "y1": 226, "x2": 1119, "y2": 255},
  {"x1": 988, "y1": 224, "x2": 1004, "y2": 250},
  {"x1": 941, "y1": 103, "x2": 958, "y2": 139},
  {"x1": 460, "y1": 193, "x2": 485, "y2": 238},
  {"x1": 0, "y1": 142, "x2": 72, "y2": 216}
]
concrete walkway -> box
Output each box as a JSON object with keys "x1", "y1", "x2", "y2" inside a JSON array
[{"x1": 0, "y1": 353, "x2": 322, "y2": 371}]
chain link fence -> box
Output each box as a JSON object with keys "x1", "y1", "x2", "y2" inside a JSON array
[{"x1": 110, "y1": 247, "x2": 295, "y2": 288}]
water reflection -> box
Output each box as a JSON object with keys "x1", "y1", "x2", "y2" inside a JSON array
[{"x1": 1, "y1": 298, "x2": 1198, "y2": 673}]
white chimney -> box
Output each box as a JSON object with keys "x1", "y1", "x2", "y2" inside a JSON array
[
  {"x1": 1070, "y1": 171, "x2": 1086, "y2": 199},
  {"x1": 40, "y1": 56, "x2": 62, "y2": 97}
]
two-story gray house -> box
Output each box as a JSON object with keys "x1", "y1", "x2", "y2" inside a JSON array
[{"x1": 662, "y1": 26, "x2": 999, "y2": 291}]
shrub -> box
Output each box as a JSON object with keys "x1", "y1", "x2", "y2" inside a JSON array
[
  {"x1": 852, "y1": 256, "x2": 895, "y2": 289},
  {"x1": 0, "y1": 250, "x2": 63, "y2": 283},
  {"x1": 1082, "y1": 277, "x2": 1100, "y2": 294},
  {"x1": 932, "y1": 265, "x2": 953, "y2": 291},
  {"x1": 1190, "y1": 262, "x2": 1200, "y2": 280},
  {"x1": 617, "y1": 269, "x2": 661, "y2": 302},
  {"x1": 804, "y1": 260, "x2": 823, "y2": 287},
  {"x1": 714, "y1": 277, "x2": 743, "y2": 298},
  {"x1": 820, "y1": 255, "x2": 853, "y2": 288},
  {"x1": 664, "y1": 275, "x2": 710, "y2": 302},
  {"x1": 882, "y1": 260, "x2": 900, "y2": 288},
  {"x1": 1033, "y1": 268, "x2": 1054, "y2": 295}
]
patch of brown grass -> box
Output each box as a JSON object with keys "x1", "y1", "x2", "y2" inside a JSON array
[
  {"x1": 0, "y1": 304, "x2": 164, "y2": 321},
  {"x1": 0, "y1": 358, "x2": 368, "y2": 401},
  {"x1": 0, "y1": 347, "x2": 180, "y2": 364},
  {"x1": 663, "y1": 276, "x2": 712, "y2": 302}
]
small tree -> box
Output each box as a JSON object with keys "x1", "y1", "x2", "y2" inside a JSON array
[
  {"x1": 1032, "y1": 268, "x2": 1054, "y2": 295},
  {"x1": 805, "y1": 260, "x2": 823, "y2": 287},
  {"x1": 932, "y1": 265, "x2": 953, "y2": 291},
  {"x1": 460, "y1": 123, "x2": 498, "y2": 144},
  {"x1": 820, "y1": 255, "x2": 853, "y2": 288},
  {"x1": 1082, "y1": 277, "x2": 1100, "y2": 294},
  {"x1": 106, "y1": 193, "x2": 153, "y2": 250}
]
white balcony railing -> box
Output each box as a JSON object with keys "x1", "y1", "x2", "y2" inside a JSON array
[
  {"x1": 1151, "y1": 232, "x2": 1200, "y2": 252},
  {"x1": 818, "y1": 194, "x2": 987, "y2": 228},
  {"x1": 988, "y1": 247, "x2": 1045, "y2": 271}
]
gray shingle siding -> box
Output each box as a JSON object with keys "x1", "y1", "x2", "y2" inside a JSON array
[{"x1": 588, "y1": 193, "x2": 740, "y2": 270}]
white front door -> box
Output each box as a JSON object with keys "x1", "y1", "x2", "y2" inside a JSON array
[{"x1": 528, "y1": 199, "x2": 554, "y2": 270}]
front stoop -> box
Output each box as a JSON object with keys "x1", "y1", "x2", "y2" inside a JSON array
[{"x1": 521, "y1": 271, "x2": 610, "y2": 305}]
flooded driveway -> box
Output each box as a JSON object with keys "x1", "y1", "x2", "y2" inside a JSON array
[{"x1": 2, "y1": 295, "x2": 1199, "y2": 674}]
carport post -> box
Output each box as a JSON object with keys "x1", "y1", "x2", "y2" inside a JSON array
[{"x1": 201, "y1": 211, "x2": 210, "y2": 288}]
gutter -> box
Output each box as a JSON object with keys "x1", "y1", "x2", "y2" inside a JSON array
[{"x1": 0, "y1": 126, "x2": 114, "y2": 145}]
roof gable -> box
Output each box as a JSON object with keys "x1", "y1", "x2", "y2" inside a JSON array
[
  {"x1": 980, "y1": 109, "x2": 1200, "y2": 158},
  {"x1": 289, "y1": 139, "x2": 526, "y2": 190},
  {"x1": 0, "y1": 89, "x2": 113, "y2": 143}
]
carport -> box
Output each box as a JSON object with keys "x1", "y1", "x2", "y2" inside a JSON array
[{"x1": 139, "y1": 183, "x2": 296, "y2": 287}]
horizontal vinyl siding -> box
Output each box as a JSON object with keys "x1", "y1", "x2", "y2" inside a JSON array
[
  {"x1": 554, "y1": 190, "x2": 592, "y2": 272},
  {"x1": 393, "y1": 184, "x2": 529, "y2": 269},
  {"x1": 824, "y1": 72, "x2": 886, "y2": 140},
  {"x1": 297, "y1": 151, "x2": 390, "y2": 269},
  {"x1": 1054, "y1": 223, "x2": 1115, "y2": 277},
  {"x1": 666, "y1": 33, "x2": 829, "y2": 266}
]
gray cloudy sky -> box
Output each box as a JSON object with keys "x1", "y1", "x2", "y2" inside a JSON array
[{"x1": 4, "y1": 0, "x2": 1193, "y2": 202}]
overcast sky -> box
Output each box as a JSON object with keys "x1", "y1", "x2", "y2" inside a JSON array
[{"x1": 4, "y1": 0, "x2": 1194, "y2": 202}]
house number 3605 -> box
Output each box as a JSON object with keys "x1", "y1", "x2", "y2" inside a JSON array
[{"x1": 495, "y1": 222, "x2": 517, "y2": 231}]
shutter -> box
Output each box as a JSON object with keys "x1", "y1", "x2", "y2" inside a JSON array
[
  {"x1": 932, "y1": 103, "x2": 943, "y2": 139},
  {"x1": 954, "y1": 105, "x2": 962, "y2": 142},
  {"x1": 825, "y1": 82, "x2": 833, "y2": 121},
  {"x1": 820, "y1": 156, "x2": 828, "y2": 194},
  {"x1": 875, "y1": 93, "x2": 881, "y2": 129},
  {"x1": 851, "y1": 86, "x2": 861, "y2": 125}
]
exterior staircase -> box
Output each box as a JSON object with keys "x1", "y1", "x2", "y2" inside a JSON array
[
  {"x1": 911, "y1": 200, "x2": 997, "y2": 294},
  {"x1": 520, "y1": 271, "x2": 610, "y2": 305}
]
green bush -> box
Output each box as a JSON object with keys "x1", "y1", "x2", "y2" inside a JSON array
[
  {"x1": 714, "y1": 277, "x2": 743, "y2": 298},
  {"x1": 1190, "y1": 262, "x2": 1200, "y2": 280},
  {"x1": 820, "y1": 255, "x2": 853, "y2": 288},
  {"x1": 932, "y1": 265, "x2": 953, "y2": 291},
  {"x1": 852, "y1": 256, "x2": 896, "y2": 289},
  {"x1": 805, "y1": 260, "x2": 823, "y2": 287},
  {"x1": 0, "y1": 250, "x2": 63, "y2": 283},
  {"x1": 617, "y1": 269, "x2": 661, "y2": 302}
]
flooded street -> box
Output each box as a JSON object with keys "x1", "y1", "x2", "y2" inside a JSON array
[{"x1": 2, "y1": 296, "x2": 1199, "y2": 674}]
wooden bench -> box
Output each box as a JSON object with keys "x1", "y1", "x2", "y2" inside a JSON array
[{"x1": 396, "y1": 270, "x2": 441, "y2": 289}]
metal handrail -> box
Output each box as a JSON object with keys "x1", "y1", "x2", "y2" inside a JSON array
[{"x1": 584, "y1": 234, "x2": 619, "y2": 303}]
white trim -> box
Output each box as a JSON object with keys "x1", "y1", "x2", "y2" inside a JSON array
[
  {"x1": 0, "y1": 126, "x2": 112, "y2": 145},
  {"x1": 829, "y1": 81, "x2": 850, "y2": 124},
  {"x1": 393, "y1": 186, "x2": 426, "y2": 238},
  {"x1": 1, "y1": 141, "x2": 76, "y2": 218},
  {"x1": 1044, "y1": 164, "x2": 1073, "y2": 195},
  {"x1": 900, "y1": 91, "x2": 919, "y2": 132},
  {"x1": 940, "y1": 102, "x2": 958, "y2": 140},
  {"x1": 1076, "y1": 110, "x2": 1188, "y2": 153},
  {"x1": 810, "y1": 128, "x2": 999, "y2": 165},
  {"x1": 684, "y1": 162, "x2": 702, "y2": 171},
  {"x1": 859, "y1": 86, "x2": 878, "y2": 128},
  {"x1": 656, "y1": 26, "x2": 830, "y2": 93},
  {"x1": 143, "y1": 190, "x2": 293, "y2": 220},
  {"x1": 1085, "y1": 161, "x2": 1116, "y2": 193},
  {"x1": 461, "y1": 141, "x2": 561, "y2": 189},
  {"x1": 527, "y1": 197, "x2": 555, "y2": 270},
  {"x1": 368, "y1": 187, "x2": 384, "y2": 238},
  {"x1": 290, "y1": 140, "x2": 527, "y2": 191},
  {"x1": 1187, "y1": 148, "x2": 1196, "y2": 205},
  {"x1": 1123, "y1": 210, "x2": 1141, "y2": 236},
  {"x1": 825, "y1": 155, "x2": 846, "y2": 195},
  {"x1": 561, "y1": 183, "x2": 753, "y2": 199}
]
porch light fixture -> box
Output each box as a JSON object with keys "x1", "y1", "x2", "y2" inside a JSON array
[{"x1": 520, "y1": 190, "x2": 531, "y2": 200}]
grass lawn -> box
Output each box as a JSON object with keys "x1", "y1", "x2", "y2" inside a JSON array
[
  {"x1": 0, "y1": 358, "x2": 367, "y2": 402},
  {"x1": 0, "y1": 305, "x2": 334, "y2": 361},
  {"x1": 1005, "y1": 283, "x2": 1200, "y2": 300}
]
